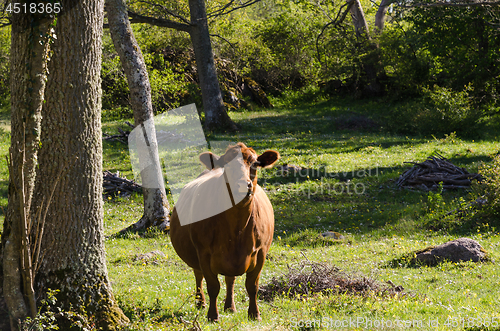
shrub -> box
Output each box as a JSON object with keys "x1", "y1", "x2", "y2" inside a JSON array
[
  {"x1": 474, "y1": 155, "x2": 500, "y2": 219},
  {"x1": 385, "y1": 84, "x2": 481, "y2": 136},
  {"x1": 0, "y1": 27, "x2": 10, "y2": 104},
  {"x1": 101, "y1": 55, "x2": 130, "y2": 111}
]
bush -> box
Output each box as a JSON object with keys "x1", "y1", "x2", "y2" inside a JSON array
[
  {"x1": 385, "y1": 84, "x2": 481, "y2": 136},
  {"x1": 474, "y1": 155, "x2": 500, "y2": 219},
  {"x1": 101, "y1": 55, "x2": 130, "y2": 111},
  {"x1": 0, "y1": 27, "x2": 10, "y2": 104}
]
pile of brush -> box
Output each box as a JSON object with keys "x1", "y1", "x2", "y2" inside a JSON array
[
  {"x1": 258, "y1": 259, "x2": 405, "y2": 301},
  {"x1": 103, "y1": 170, "x2": 141, "y2": 198},
  {"x1": 397, "y1": 154, "x2": 482, "y2": 190}
]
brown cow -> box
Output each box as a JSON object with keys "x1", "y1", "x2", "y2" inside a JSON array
[{"x1": 170, "y1": 142, "x2": 279, "y2": 321}]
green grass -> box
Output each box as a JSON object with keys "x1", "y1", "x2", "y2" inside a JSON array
[{"x1": 3, "y1": 98, "x2": 500, "y2": 330}]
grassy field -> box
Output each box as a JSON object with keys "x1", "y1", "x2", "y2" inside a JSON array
[{"x1": 3, "y1": 98, "x2": 500, "y2": 330}]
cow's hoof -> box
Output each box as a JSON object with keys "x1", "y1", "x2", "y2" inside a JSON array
[
  {"x1": 207, "y1": 314, "x2": 219, "y2": 322},
  {"x1": 224, "y1": 306, "x2": 237, "y2": 313},
  {"x1": 248, "y1": 312, "x2": 261, "y2": 321}
]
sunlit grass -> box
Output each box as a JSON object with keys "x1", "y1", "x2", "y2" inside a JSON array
[
  {"x1": 1, "y1": 97, "x2": 500, "y2": 329},
  {"x1": 100, "y1": 99, "x2": 500, "y2": 330}
]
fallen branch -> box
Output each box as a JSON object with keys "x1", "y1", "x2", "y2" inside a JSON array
[
  {"x1": 397, "y1": 154, "x2": 482, "y2": 190},
  {"x1": 103, "y1": 170, "x2": 142, "y2": 198}
]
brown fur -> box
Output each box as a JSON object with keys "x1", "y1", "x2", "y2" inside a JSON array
[{"x1": 170, "y1": 143, "x2": 279, "y2": 321}]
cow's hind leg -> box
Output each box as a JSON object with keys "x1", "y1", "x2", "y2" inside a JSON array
[
  {"x1": 224, "y1": 276, "x2": 237, "y2": 313},
  {"x1": 194, "y1": 269, "x2": 205, "y2": 308},
  {"x1": 199, "y1": 257, "x2": 220, "y2": 321},
  {"x1": 245, "y1": 265, "x2": 263, "y2": 321}
]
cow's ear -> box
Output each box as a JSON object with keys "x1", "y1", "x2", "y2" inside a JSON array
[
  {"x1": 199, "y1": 152, "x2": 220, "y2": 170},
  {"x1": 257, "y1": 150, "x2": 280, "y2": 168}
]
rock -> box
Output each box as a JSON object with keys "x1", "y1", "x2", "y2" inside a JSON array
[
  {"x1": 415, "y1": 238, "x2": 486, "y2": 264},
  {"x1": 321, "y1": 231, "x2": 345, "y2": 240}
]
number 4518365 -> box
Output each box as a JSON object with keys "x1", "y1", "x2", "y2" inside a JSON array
[{"x1": 5, "y1": 2, "x2": 61, "y2": 14}]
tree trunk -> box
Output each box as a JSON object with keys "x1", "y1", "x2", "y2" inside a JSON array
[
  {"x1": 188, "y1": 0, "x2": 238, "y2": 132},
  {"x1": 2, "y1": 6, "x2": 54, "y2": 329},
  {"x1": 30, "y1": 0, "x2": 128, "y2": 329},
  {"x1": 106, "y1": 0, "x2": 170, "y2": 233},
  {"x1": 349, "y1": 0, "x2": 384, "y2": 95},
  {"x1": 375, "y1": 0, "x2": 395, "y2": 32},
  {"x1": 349, "y1": 0, "x2": 371, "y2": 41}
]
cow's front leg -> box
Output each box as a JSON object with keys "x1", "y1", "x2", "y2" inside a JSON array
[
  {"x1": 224, "y1": 276, "x2": 237, "y2": 312},
  {"x1": 193, "y1": 269, "x2": 205, "y2": 308},
  {"x1": 245, "y1": 253, "x2": 265, "y2": 321},
  {"x1": 199, "y1": 256, "x2": 220, "y2": 321}
]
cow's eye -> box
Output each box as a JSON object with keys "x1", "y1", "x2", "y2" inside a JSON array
[{"x1": 250, "y1": 161, "x2": 260, "y2": 169}]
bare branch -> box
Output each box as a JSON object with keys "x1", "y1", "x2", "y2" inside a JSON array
[
  {"x1": 398, "y1": 0, "x2": 500, "y2": 7},
  {"x1": 127, "y1": 10, "x2": 192, "y2": 32},
  {"x1": 210, "y1": 33, "x2": 236, "y2": 49},
  {"x1": 316, "y1": 0, "x2": 355, "y2": 63},
  {"x1": 207, "y1": 0, "x2": 263, "y2": 18},
  {"x1": 134, "y1": 0, "x2": 191, "y2": 25}
]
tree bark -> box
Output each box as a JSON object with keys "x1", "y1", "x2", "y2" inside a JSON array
[
  {"x1": 2, "y1": 5, "x2": 55, "y2": 329},
  {"x1": 29, "y1": 0, "x2": 128, "y2": 329},
  {"x1": 375, "y1": 0, "x2": 395, "y2": 32},
  {"x1": 188, "y1": 0, "x2": 238, "y2": 132},
  {"x1": 348, "y1": 0, "x2": 384, "y2": 95},
  {"x1": 349, "y1": 0, "x2": 371, "y2": 41},
  {"x1": 106, "y1": 0, "x2": 170, "y2": 233}
]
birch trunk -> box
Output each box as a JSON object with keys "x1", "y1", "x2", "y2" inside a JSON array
[
  {"x1": 106, "y1": 0, "x2": 170, "y2": 232},
  {"x1": 349, "y1": 0, "x2": 371, "y2": 41},
  {"x1": 375, "y1": 0, "x2": 395, "y2": 32}
]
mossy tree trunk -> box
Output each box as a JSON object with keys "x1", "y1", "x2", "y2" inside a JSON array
[
  {"x1": 2, "y1": 5, "x2": 54, "y2": 330},
  {"x1": 28, "y1": 0, "x2": 128, "y2": 329},
  {"x1": 188, "y1": 0, "x2": 238, "y2": 132},
  {"x1": 106, "y1": 0, "x2": 170, "y2": 233}
]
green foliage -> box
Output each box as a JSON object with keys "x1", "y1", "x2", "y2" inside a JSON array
[
  {"x1": 254, "y1": 2, "x2": 322, "y2": 88},
  {"x1": 101, "y1": 53, "x2": 130, "y2": 111},
  {"x1": 20, "y1": 290, "x2": 59, "y2": 331},
  {"x1": 0, "y1": 27, "x2": 10, "y2": 104},
  {"x1": 143, "y1": 52, "x2": 185, "y2": 112},
  {"x1": 19, "y1": 289, "x2": 98, "y2": 331},
  {"x1": 426, "y1": 182, "x2": 445, "y2": 212},
  {"x1": 213, "y1": 0, "x2": 330, "y2": 92},
  {"x1": 101, "y1": 28, "x2": 191, "y2": 117},
  {"x1": 385, "y1": 84, "x2": 481, "y2": 136},
  {"x1": 387, "y1": 4, "x2": 500, "y2": 109},
  {"x1": 474, "y1": 155, "x2": 500, "y2": 219}
]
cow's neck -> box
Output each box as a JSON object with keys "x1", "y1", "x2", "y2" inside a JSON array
[{"x1": 224, "y1": 195, "x2": 255, "y2": 237}]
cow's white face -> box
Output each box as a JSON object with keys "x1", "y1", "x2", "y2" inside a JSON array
[
  {"x1": 198, "y1": 143, "x2": 280, "y2": 205},
  {"x1": 224, "y1": 149, "x2": 254, "y2": 195}
]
